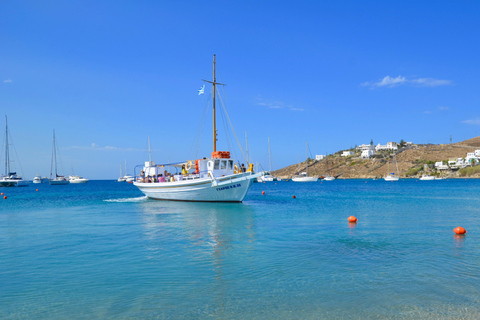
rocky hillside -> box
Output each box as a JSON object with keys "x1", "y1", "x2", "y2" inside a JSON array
[{"x1": 272, "y1": 138, "x2": 480, "y2": 179}]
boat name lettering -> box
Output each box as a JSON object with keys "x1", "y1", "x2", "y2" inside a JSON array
[{"x1": 216, "y1": 184, "x2": 241, "y2": 191}]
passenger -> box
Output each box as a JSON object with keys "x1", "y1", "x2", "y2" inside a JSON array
[
  {"x1": 241, "y1": 163, "x2": 246, "y2": 172},
  {"x1": 159, "y1": 174, "x2": 165, "y2": 183},
  {"x1": 182, "y1": 164, "x2": 188, "y2": 176},
  {"x1": 170, "y1": 175, "x2": 174, "y2": 182}
]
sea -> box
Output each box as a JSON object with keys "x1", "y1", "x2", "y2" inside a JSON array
[{"x1": 1, "y1": 179, "x2": 480, "y2": 319}]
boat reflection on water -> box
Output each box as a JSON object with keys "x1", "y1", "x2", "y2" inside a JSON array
[{"x1": 138, "y1": 200, "x2": 257, "y2": 266}]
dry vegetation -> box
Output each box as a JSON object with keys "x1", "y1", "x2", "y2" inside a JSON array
[{"x1": 272, "y1": 137, "x2": 480, "y2": 179}]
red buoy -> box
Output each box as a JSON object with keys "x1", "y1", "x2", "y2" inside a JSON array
[
  {"x1": 453, "y1": 226, "x2": 467, "y2": 235},
  {"x1": 262, "y1": 191, "x2": 265, "y2": 195},
  {"x1": 1, "y1": 192, "x2": 3, "y2": 195},
  {"x1": 3, "y1": 196, "x2": 6, "y2": 199},
  {"x1": 348, "y1": 216, "x2": 357, "y2": 223},
  {"x1": 292, "y1": 195, "x2": 296, "y2": 199},
  {"x1": 36, "y1": 189, "x2": 39, "y2": 192}
]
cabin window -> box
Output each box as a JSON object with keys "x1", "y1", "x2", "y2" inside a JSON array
[
  {"x1": 214, "y1": 160, "x2": 220, "y2": 170},
  {"x1": 228, "y1": 160, "x2": 233, "y2": 170},
  {"x1": 220, "y1": 160, "x2": 227, "y2": 170}
]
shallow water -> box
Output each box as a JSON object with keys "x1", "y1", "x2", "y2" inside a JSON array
[{"x1": 1, "y1": 179, "x2": 480, "y2": 319}]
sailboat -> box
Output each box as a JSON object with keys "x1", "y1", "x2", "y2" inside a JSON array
[
  {"x1": 384, "y1": 152, "x2": 400, "y2": 181},
  {"x1": 292, "y1": 141, "x2": 318, "y2": 182},
  {"x1": 323, "y1": 156, "x2": 336, "y2": 181},
  {"x1": 49, "y1": 130, "x2": 69, "y2": 185},
  {"x1": 0, "y1": 116, "x2": 28, "y2": 187},
  {"x1": 262, "y1": 137, "x2": 275, "y2": 182},
  {"x1": 117, "y1": 163, "x2": 126, "y2": 182},
  {"x1": 133, "y1": 55, "x2": 262, "y2": 202}
]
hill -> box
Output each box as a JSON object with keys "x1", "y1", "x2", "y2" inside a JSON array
[{"x1": 272, "y1": 137, "x2": 480, "y2": 179}]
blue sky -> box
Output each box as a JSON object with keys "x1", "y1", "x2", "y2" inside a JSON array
[{"x1": 1, "y1": 1, "x2": 480, "y2": 179}]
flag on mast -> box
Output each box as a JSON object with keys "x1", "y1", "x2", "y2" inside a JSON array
[{"x1": 198, "y1": 84, "x2": 205, "y2": 95}]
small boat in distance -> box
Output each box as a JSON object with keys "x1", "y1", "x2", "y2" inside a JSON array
[
  {"x1": 0, "y1": 116, "x2": 28, "y2": 187},
  {"x1": 68, "y1": 175, "x2": 89, "y2": 183},
  {"x1": 33, "y1": 174, "x2": 48, "y2": 183},
  {"x1": 419, "y1": 174, "x2": 435, "y2": 181},
  {"x1": 49, "y1": 130, "x2": 69, "y2": 185},
  {"x1": 292, "y1": 141, "x2": 318, "y2": 182},
  {"x1": 133, "y1": 55, "x2": 262, "y2": 201},
  {"x1": 384, "y1": 152, "x2": 400, "y2": 181}
]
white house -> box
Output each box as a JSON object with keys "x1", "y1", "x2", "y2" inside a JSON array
[
  {"x1": 375, "y1": 142, "x2": 398, "y2": 151},
  {"x1": 466, "y1": 153, "x2": 479, "y2": 164},
  {"x1": 357, "y1": 144, "x2": 375, "y2": 151},
  {"x1": 435, "y1": 161, "x2": 449, "y2": 170},
  {"x1": 315, "y1": 155, "x2": 326, "y2": 161},
  {"x1": 474, "y1": 150, "x2": 480, "y2": 157},
  {"x1": 341, "y1": 151, "x2": 354, "y2": 157},
  {"x1": 361, "y1": 149, "x2": 375, "y2": 159}
]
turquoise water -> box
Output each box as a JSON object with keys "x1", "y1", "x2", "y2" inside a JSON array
[{"x1": 1, "y1": 179, "x2": 480, "y2": 319}]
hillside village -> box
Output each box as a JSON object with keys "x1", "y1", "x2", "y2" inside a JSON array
[{"x1": 272, "y1": 136, "x2": 480, "y2": 179}]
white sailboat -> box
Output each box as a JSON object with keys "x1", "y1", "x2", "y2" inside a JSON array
[
  {"x1": 49, "y1": 130, "x2": 69, "y2": 185},
  {"x1": 419, "y1": 174, "x2": 435, "y2": 181},
  {"x1": 292, "y1": 141, "x2": 318, "y2": 182},
  {"x1": 262, "y1": 137, "x2": 275, "y2": 182},
  {"x1": 0, "y1": 116, "x2": 28, "y2": 187},
  {"x1": 33, "y1": 174, "x2": 48, "y2": 183},
  {"x1": 384, "y1": 152, "x2": 400, "y2": 181},
  {"x1": 133, "y1": 55, "x2": 262, "y2": 202}
]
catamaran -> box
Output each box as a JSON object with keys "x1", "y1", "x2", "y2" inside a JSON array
[
  {"x1": 133, "y1": 55, "x2": 262, "y2": 202},
  {"x1": 0, "y1": 116, "x2": 28, "y2": 187}
]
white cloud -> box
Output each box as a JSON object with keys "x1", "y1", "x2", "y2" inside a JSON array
[
  {"x1": 3, "y1": 79, "x2": 12, "y2": 83},
  {"x1": 462, "y1": 119, "x2": 480, "y2": 125},
  {"x1": 362, "y1": 75, "x2": 453, "y2": 89},
  {"x1": 438, "y1": 106, "x2": 450, "y2": 111},
  {"x1": 290, "y1": 108, "x2": 305, "y2": 111}
]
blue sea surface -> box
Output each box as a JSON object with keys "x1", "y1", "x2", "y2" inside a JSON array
[{"x1": 1, "y1": 179, "x2": 480, "y2": 319}]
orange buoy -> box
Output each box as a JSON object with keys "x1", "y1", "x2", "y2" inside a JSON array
[
  {"x1": 3, "y1": 196, "x2": 6, "y2": 199},
  {"x1": 292, "y1": 195, "x2": 296, "y2": 199},
  {"x1": 36, "y1": 189, "x2": 39, "y2": 192},
  {"x1": 348, "y1": 216, "x2": 357, "y2": 223},
  {"x1": 453, "y1": 226, "x2": 467, "y2": 235},
  {"x1": 0, "y1": 192, "x2": 3, "y2": 195},
  {"x1": 262, "y1": 191, "x2": 265, "y2": 195}
]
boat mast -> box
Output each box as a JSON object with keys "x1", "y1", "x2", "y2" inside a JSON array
[
  {"x1": 148, "y1": 135, "x2": 152, "y2": 162},
  {"x1": 306, "y1": 141, "x2": 308, "y2": 176},
  {"x1": 213, "y1": 54, "x2": 216, "y2": 152},
  {"x1": 53, "y1": 130, "x2": 58, "y2": 177},
  {"x1": 202, "y1": 55, "x2": 225, "y2": 154},
  {"x1": 4, "y1": 116, "x2": 9, "y2": 176},
  {"x1": 268, "y1": 137, "x2": 272, "y2": 172}
]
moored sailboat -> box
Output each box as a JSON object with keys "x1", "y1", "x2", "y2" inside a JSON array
[
  {"x1": 49, "y1": 130, "x2": 69, "y2": 185},
  {"x1": 0, "y1": 116, "x2": 28, "y2": 187},
  {"x1": 384, "y1": 152, "x2": 400, "y2": 181},
  {"x1": 133, "y1": 55, "x2": 262, "y2": 202},
  {"x1": 292, "y1": 141, "x2": 318, "y2": 182}
]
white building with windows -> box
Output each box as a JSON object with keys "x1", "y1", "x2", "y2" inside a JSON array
[
  {"x1": 361, "y1": 149, "x2": 375, "y2": 159},
  {"x1": 466, "y1": 153, "x2": 479, "y2": 164},
  {"x1": 375, "y1": 142, "x2": 398, "y2": 151},
  {"x1": 435, "y1": 161, "x2": 449, "y2": 170},
  {"x1": 315, "y1": 155, "x2": 326, "y2": 161},
  {"x1": 341, "y1": 151, "x2": 354, "y2": 157}
]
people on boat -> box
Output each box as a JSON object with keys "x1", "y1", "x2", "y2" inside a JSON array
[
  {"x1": 182, "y1": 164, "x2": 188, "y2": 175},
  {"x1": 241, "y1": 164, "x2": 246, "y2": 172}
]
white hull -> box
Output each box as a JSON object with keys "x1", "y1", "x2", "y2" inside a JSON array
[
  {"x1": 323, "y1": 176, "x2": 335, "y2": 181},
  {"x1": 49, "y1": 179, "x2": 69, "y2": 185},
  {"x1": 419, "y1": 175, "x2": 435, "y2": 181},
  {"x1": 33, "y1": 179, "x2": 42, "y2": 184},
  {"x1": 134, "y1": 172, "x2": 261, "y2": 202},
  {"x1": 0, "y1": 178, "x2": 29, "y2": 187},
  {"x1": 263, "y1": 176, "x2": 275, "y2": 182},
  {"x1": 292, "y1": 176, "x2": 318, "y2": 182},
  {"x1": 117, "y1": 178, "x2": 126, "y2": 182},
  {"x1": 69, "y1": 178, "x2": 89, "y2": 183},
  {"x1": 384, "y1": 176, "x2": 399, "y2": 181}
]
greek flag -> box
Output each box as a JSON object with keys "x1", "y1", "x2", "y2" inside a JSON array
[{"x1": 198, "y1": 84, "x2": 205, "y2": 95}]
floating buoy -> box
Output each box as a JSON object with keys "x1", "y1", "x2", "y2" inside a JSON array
[
  {"x1": 0, "y1": 192, "x2": 3, "y2": 195},
  {"x1": 292, "y1": 195, "x2": 296, "y2": 199},
  {"x1": 3, "y1": 196, "x2": 6, "y2": 199},
  {"x1": 36, "y1": 189, "x2": 39, "y2": 192},
  {"x1": 262, "y1": 191, "x2": 265, "y2": 195},
  {"x1": 365, "y1": 181, "x2": 367, "y2": 183},
  {"x1": 453, "y1": 226, "x2": 467, "y2": 235},
  {"x1": 348, "y1": 216, "x2": 357, "y2": 223}
]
